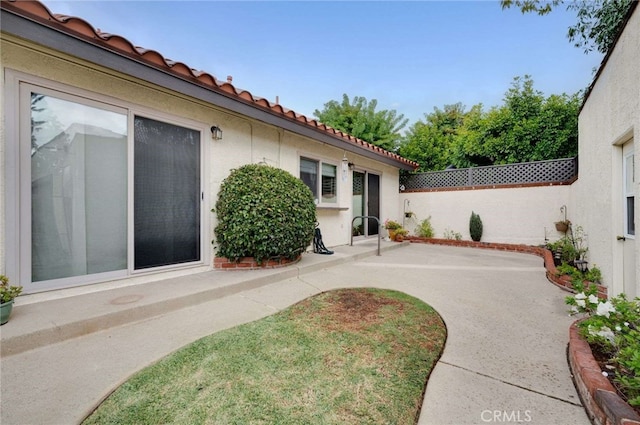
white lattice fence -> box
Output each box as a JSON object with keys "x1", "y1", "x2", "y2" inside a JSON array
[{"x1": 400, "y1": 157, "x2": 577, "y2": 190}]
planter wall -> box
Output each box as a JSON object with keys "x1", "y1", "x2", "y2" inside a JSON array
[
  {"x1": 568, "y1": 322, "x2": 640, "y2": 425},
  {"x1": 213, "y1": 255, "x2": 301, "y2": 270}
]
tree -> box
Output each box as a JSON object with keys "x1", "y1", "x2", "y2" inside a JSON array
[
  {"x1": 501, "y1": 0, "x2": 634, "y2": 54},
  {"x1": 451, "y1": 76, "x2": 580, "y2": 166},
  {"x1": 398, "y1": 103, "x2": 466, "y2": 171},
  {"x1": 314, "y1": 94, "x2": 408, "y2": 152}
]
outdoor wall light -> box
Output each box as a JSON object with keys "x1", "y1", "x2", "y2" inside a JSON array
[
  {"x1": 574, "y1": 259, "x2": 589, "y2": 273},
  {"x1": 210, "y1": 125, "x2": 223, "y2": 140},
  {"x1": 342, "y1": 153, "x2": 349, "y2": 181}
]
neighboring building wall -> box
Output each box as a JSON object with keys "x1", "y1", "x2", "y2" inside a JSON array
[
  {"x1": 1, "y1": 35, "x2": 401, "y2": 291},
  {"x1": 574, "y1": 6, "x2": 639, "y2": 298},
  {"x1": 401, "y1": 185, "x2": 573, "y2": 245}
]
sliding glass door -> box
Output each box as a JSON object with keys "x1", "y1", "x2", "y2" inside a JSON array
[
  {"x1": 22, "y1": 83, "x2": 204, "y2": 290},
  {"x1": 30, "y1": 91, "x2": 128, "y2": 282}
]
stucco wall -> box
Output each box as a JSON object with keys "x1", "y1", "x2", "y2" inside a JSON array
[
  {"x1": 574, "y1": 7, "x2": 639, "y2": 297},
  {"x1": 1, "y1": 35, "x2": 401, "y2": 289},
  {"x1": 401, "y1": 185, "x2": 573, "y2": 246}
]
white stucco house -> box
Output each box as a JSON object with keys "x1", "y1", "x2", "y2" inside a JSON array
[
  {"x1": 573, "y1": 2, "x2": 639, "y2": 299},
  {"x1": 0, "y1": 0, "x2": 418, "y2": 293}
]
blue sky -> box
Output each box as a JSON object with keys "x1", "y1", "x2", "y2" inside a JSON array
[{"x1": 40, "y1": 1, "x2": 604, "y2": 127}]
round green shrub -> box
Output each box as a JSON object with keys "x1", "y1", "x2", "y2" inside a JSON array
[
  {"x1": 213, "y1": 164, "x2": 317, "y2": 263},
  {"x1": 469, "y1": 211, "x2": 483, "y2": 242}
]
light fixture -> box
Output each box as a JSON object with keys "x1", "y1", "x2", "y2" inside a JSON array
[
  {"x1": 210, "y1": 125, "x2": 223, "y2": 140},
  {"x1": 342, "y1": 153, "x2": 349, "y2": 181},
  {"x1": 574, "y1": 259, "x2": 589, "y2": 273}
]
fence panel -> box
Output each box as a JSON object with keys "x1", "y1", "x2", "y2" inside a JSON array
[{"x1": 400, "y1": 157, "x2": 577, "y2": 191}]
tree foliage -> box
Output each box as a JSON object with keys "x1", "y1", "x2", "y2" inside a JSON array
[
  {"x1": 314, "y1": 94, "x2": 408, "y2": 152},
  {"x1": 398, "y1": 103, "x2": 466, "y2": 171},
  {"x1": 397, "y1": 76, "x2": 580, "y2": 171},
  {"x1": 501, "y1": 0, "x2": 634, "y2": 54}
]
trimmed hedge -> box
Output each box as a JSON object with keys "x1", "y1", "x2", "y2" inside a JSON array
[
  {"x1": 469, "y1": 211, "x2": 483, "y2": 242},
  {"x1": 213, "y1": 164, "x2": 317, "y2": 263}
]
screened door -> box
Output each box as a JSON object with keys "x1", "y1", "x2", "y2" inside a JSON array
[
  {"x1": 367, "y1": 173, "x2": 380, "y2": 236},
  {"x1": 352, "y1": 170, "x2": 380, "y2": 237},
  {"x1": 133, "y1": 116, "x2": 201, "y2": 269}
]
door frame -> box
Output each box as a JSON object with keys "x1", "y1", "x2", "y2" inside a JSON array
[
  {"x1": 6, "y1": 70, "x2": 210, "y2": 293},
  {"x1": 352, "y1": 168, "x2": 381, "y2": 239}
]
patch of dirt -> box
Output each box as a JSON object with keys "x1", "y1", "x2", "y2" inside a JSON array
[{"x1": 289, "y1": 289, "x2": 407, "y2": 332}]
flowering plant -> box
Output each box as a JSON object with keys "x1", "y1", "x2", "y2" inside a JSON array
[
  {"x1": 383, "y1": 219, "x2": 402, "y2": 230},
  {"x1": 566, "y1": 281, "x2": 640, "y2": 407}
]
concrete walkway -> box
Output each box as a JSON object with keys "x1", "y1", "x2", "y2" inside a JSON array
[{"x1": 0, "y1": 242, "x2": 590, "y2": 425}]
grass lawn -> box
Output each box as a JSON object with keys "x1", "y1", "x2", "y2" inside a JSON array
[{"x1": 83, "y1": 288, "x2": 447, "y2": 424}]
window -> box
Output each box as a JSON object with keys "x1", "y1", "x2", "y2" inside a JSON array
[
  {"x1": 300, "y1": 157, "x2": 337, "y2": 205},
  {"x1": 30, "y1": 92, "x2": 128, "y2": 282},
  {"x1": 11, "y1": 76, "x2": 206, "y2": 291},
  {"x1": 624, "y1": 152, "x2": 635, "y2": 236}
]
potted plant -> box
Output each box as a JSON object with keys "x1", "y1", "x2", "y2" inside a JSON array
[
  {"x1": 394, "y1": 228, "x2": 409, "y2": 242},
  {"x1": 555, "y1": 219, "x2": 570, "y2": 233},
  {"x1": 384, "y1": 219, "x2": 402, "y2": 240},
  {"x1": 1, "y1": 275, "x2": 23, "y2": 325}
]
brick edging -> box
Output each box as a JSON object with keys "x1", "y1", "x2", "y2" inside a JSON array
[
  {"x1": 405, "y1": 237, "x2": 607, "y2": 298},
  {"x1": 213, "y1": 255, "x2": 301, "y2": 270},
  {"x1": 568, "y1": 321, "x2": 640, "y2": 425}
]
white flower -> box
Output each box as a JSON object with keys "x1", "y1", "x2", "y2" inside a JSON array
[
  {"x1": 576, "y1": 299, "x2": 586, "y2": 308},
  {"x1": 596, "y1": 301, "x2": 616, "y2": 318},
  {"x1": 624, "y1": 322, "x2": 630, "y2": 327},
  {"x1": 589, "y1": 326, "x2": 615, "y2": 344},
  {"x1": 615, "y1": 325, "x2": 622, "y2": 332},
  {"x1": 588, "y1": 294, "x2": 599, "y2": 305},
  {"x1": 602, "y1": 371, "x2": 609, "y2": 377},
  {"x1": 570, "y1": 306, "x2": 579, "y2": 313},
  {"x1": 575, "y1": 292, "x2": 587, "y2": 300}
]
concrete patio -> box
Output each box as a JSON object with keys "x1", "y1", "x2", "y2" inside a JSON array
[{"x1": 0, "y1": 241, "x2": 590, "y2": 425}]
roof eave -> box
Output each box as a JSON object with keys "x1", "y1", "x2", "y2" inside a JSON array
[{"x1": 0, "y1": 3, "x2": 418, "y2": 171}]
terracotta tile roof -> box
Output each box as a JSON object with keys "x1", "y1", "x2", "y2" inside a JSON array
[{"x1": 1, "y1": 0, "x2": 418, "y2": 170}]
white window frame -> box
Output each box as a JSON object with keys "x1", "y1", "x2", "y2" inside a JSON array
[
  {"x1": 5, "y1": 70, "x2": 210, "y2": 292},
  {"x1": 624, "y1": 151, "x2": 635, "y2": 238},
  {"x1": 299, "y1": 155, "x2": 339, "y2": 208}
]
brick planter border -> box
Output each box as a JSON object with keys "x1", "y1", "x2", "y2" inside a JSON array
[
  {"x1": 568, "y1": 322, "x2": 640, "y2": 425},
  {"x1": 213, "y1": 255, "x2": 301, "y2": 270},
  {"x1": 405, "y1": 237, "x2": 607, "y2": 298}
]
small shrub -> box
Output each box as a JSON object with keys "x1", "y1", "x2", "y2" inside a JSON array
[
  {"x1": 443, "y1": 228, "x2": 462, "y2": 240},
  {"x1": 585, "y1": 266, "x2": 602, "y2": 284},
  {"x1": 469, "y1": 211, "x2": 483, "y2": 242},
  {"x1": 415, "y1": 217, "x2": 434, "y2": 238},
  {"x1": 213, "y1": 164, "x2": 316, "y2": 263},
  {"x1": 547, "y1": 236, "x2": 581, "y2": 265}
]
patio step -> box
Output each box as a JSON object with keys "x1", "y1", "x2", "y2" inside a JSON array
[{"x1": 0, "y1": 241, "x2": 406, "y2": 357}]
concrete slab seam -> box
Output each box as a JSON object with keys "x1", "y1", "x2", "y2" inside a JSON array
[{"x1": 438, "y1": 360, "x2": 584, "y2": 407}]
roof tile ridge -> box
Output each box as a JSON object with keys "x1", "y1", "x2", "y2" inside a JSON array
[{"x1": 1, "y1": 0, "x2": 418, "y2": 169}]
